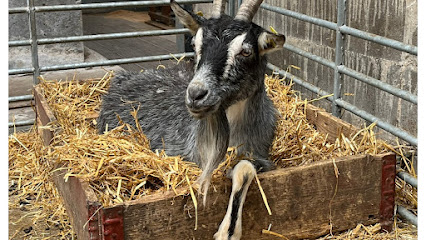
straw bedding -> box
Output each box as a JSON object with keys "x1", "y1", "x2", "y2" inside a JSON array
[{"x1": 9, "y1": 68, "x2": 417, "y2": 239}]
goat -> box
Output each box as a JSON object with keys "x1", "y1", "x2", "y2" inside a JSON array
[{"x1": 97, "y1": 0, "x2": 285, "y2": 239}]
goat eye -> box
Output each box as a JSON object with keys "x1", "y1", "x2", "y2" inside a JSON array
[{"x1": 240, "y1": 48, "x2": 252, "y2": 57}]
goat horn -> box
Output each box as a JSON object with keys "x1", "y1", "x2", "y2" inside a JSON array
[
  {"x1": 211, "y1": 0, "x2": 227, "y2": 18},
  {"x1": 234, "y1": 0, "x2": 264, "y2": 22}
]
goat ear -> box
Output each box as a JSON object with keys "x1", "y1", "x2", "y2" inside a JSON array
[
  {"x1": 171, "y1": 0, "x2": 203, "y2": 35},
  {"x1": 258, "y1": 31, "x2": 285, "y2": 55}
]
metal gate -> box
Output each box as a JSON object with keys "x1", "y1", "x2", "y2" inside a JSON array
[{"x1": 8, "y1": 0, "x2": 417, "y2": 226}]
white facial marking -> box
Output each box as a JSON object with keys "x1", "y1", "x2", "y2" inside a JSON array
[
  {"x1": 194, "y1": 28, "x2": 204, "y2": 67},
  {"x1": 223, "y1": 33, "x2": 248, "y2": 78}
]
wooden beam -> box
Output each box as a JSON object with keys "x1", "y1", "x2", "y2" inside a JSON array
[
  {"x1": 120, "y1": 154, "x2": 389, "y2": 239},
  {"x1": 52, "y1": 169, "x2": 101, "y2": 240},
  {"x1": 35, "y1": 86, "x2": 103, "y2": 239},
  {"x1": 305, "y1": 104, "x2": 358, "y2": 142},
  {"x1": 34, "y1": 86, "x2": 57, "y2": 146}
]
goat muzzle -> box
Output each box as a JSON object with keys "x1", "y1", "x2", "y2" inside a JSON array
[{"x1": 186, "y1": 83, "x2": 220, "y2": 119}]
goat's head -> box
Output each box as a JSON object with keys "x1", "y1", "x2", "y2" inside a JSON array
[{"x1": 171, "y1": 0, "x2": 285, "y2": 119}]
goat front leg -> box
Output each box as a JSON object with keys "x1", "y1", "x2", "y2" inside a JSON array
[{"x1": 214, "y1": 160, "x2": 256, "y2": 240}]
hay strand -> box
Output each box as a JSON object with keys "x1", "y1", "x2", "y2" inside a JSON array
[
  {"x1": 186, "y1": 172, "x2": 198, "y2": 230},
  {"x1": 8, "y1": 71, "x2": 417, "y2": 239},
  {"x1": 255, "y1": 174, "x2": 272, "y2": 216},
  {"x1": 262, "y1": 229, "x2": 290, "y2": 239}
]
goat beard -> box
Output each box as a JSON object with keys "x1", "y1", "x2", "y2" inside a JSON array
[{"x1": 195, "y1": 106, "x2": 229, "y2": 206}]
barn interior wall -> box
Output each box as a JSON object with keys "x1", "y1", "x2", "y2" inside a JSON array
[{"x1": 8, "y1": 0, "x2": 84, "y2": 70}]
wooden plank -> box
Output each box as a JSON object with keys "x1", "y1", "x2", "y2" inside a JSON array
[
  {"x1": 34, "y1": 86, "x2": 57, "y2": 146},
  {"x1": 121, "y1": 154, "x2": 388, "y2": 239},
  {"x1": 9, "y1": 106, "x2": 35, "y2": 127},
  {"x1": 34, "y1": 86, "x2": 103, "y2": 240},
  {"x1": 305, "y1": 104, "x2": 358, "y2": 142},
  {"x1": 52, "y1": 169, "x2": 102, "y2": 240},
  {"x1": 9, "y1": 100, "x2": 33, "y2": 109},
  {"x1": 148, "y1": 11, "x2": 174, "y2": 26}
]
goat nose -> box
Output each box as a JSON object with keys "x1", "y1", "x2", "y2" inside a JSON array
[{"x1": 188, "y1": 87, "x2": 208, "y2": 102}]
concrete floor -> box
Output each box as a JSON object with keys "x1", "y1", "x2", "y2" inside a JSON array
[
  {"x1": 82, "y1": 10, "x2": 179, "y2": 72},
  {"x1": 9, "y1": 10, "x2": 179, "y2": 134}
]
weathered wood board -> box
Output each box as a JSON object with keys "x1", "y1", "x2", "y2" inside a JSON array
[
  {"x1": 34, "y1": 86, "x2": 56, "y2": 146},
  {"x1": 35, "y1": 86, "x2": 100, "y2": 239},
  {"x1": 34, "y1": 86, "x2": 395, "y2": 240},
  {"x1": 121, "y1": 154, "x2": 391, "y2": 240},
  {"x1": 305, "y1": 104, "x2": 359, "y2": 142}
]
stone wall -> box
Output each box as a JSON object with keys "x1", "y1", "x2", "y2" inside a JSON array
[
  {"x1": 9, "y1": 0, "x2": 84, "y2": 70},
  {"x1": 195, "y1": 0, "x2": 418, "y2": 143}
]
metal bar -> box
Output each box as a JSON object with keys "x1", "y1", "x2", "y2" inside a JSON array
[
  {"x1": 260, "y1": 3, "x2": 417, "y2": 57},
  {"x1": 335, "y1": 99, "x2": 418, "y2": 146},
  {"x1": 176, "y1": 4, "x2": 193, "y2": 53},
  {"x1": 397, "y1": 168, "x2": 418, "y2": 188},
  {"x1": 228, "y1": 0, "x2": 236, "y2": 17},
  {"x1": 397, "y1": 205, "x2": 417, "y2": 226},
  {"x1": 267, "y1": 63, "x2": 333, "y2": 100},
  {"x1": 9, "y1": 68, "x2": 34, "y2": 75},
  {"x1": 284, "y1": 44, "x2": 335, "y2": 69},
  {"x1": 8, "y1": 119, "x2": 35, "y2": 128},
  {"x1": 37, "y1": 28, "x2": 190, "y2": 44},
  {"x1": 9, "y1": 7, "x2": 28, "y2": 14},
  {"x1": 340, "y1": 26, "x2": 417, "y2": 56},
  {"x1": 29, "y1": 0, "x2": 212, "y2": 12},
  {"x1": 9, "y1": 53, "x2": 195, "y2": 75},
  {"x1": 237, "y1": 0, "x2": 242, "y2": 8},
  {"x1": 260, "y1": 3, "x2": 337, "y2": 30},
  {"x1": 338, "y1": 65, "x2": 417, "y2": 105},
  {"x1": 9, "y1": 29, "x2": 191, "y2": 47},
  {"x1": 39, "y1": 52, "x2": 195, "y2": 72},
  {"x1": 332, "y1": 0, "x2": 346, "y2": 117},
  {"x1": 9, "y1": 39, "x2": 32, "y2": 47},
  {"x1": 176, "y1": 20, "x2": 186, "y2": 53},
  {"x1": 28, "y1": 0, "x2": 40, "y2": 85},
  {"x1": 283, "y1": 45, "x2": 418, "y2": 106},
  {"x1": 9, "y1": 95, "x2": 34, "y2": 102},
  {"x1": 267, "y1": 64, "x2": 418, "y2": 146}
]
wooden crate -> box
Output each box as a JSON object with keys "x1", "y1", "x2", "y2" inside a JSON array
[
  {"x1": 148, "y1": 6, "x2": 174, "y2": 26},
  {"x1": 34, "y1": 86, "x2": 396, "y2": 240}
]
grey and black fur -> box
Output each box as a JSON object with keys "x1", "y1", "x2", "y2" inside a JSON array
[{"x1": 97, "y1": 0, "x2": 285, "y2": 239}]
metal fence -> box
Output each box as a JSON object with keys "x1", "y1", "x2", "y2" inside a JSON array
[
  {"x1": 9, "y1": 0, "x2": 417, "y2": 225},
  {"x1": 258, "y1": 0, "x2": 418, "y2": 226},
  {"x1": 8, "y1": 0, "x2": 206, "y2": 127}
]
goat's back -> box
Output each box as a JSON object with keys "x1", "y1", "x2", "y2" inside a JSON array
[{"x1": 97, "y1": 62, "x2": 197, "y2": 158}]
